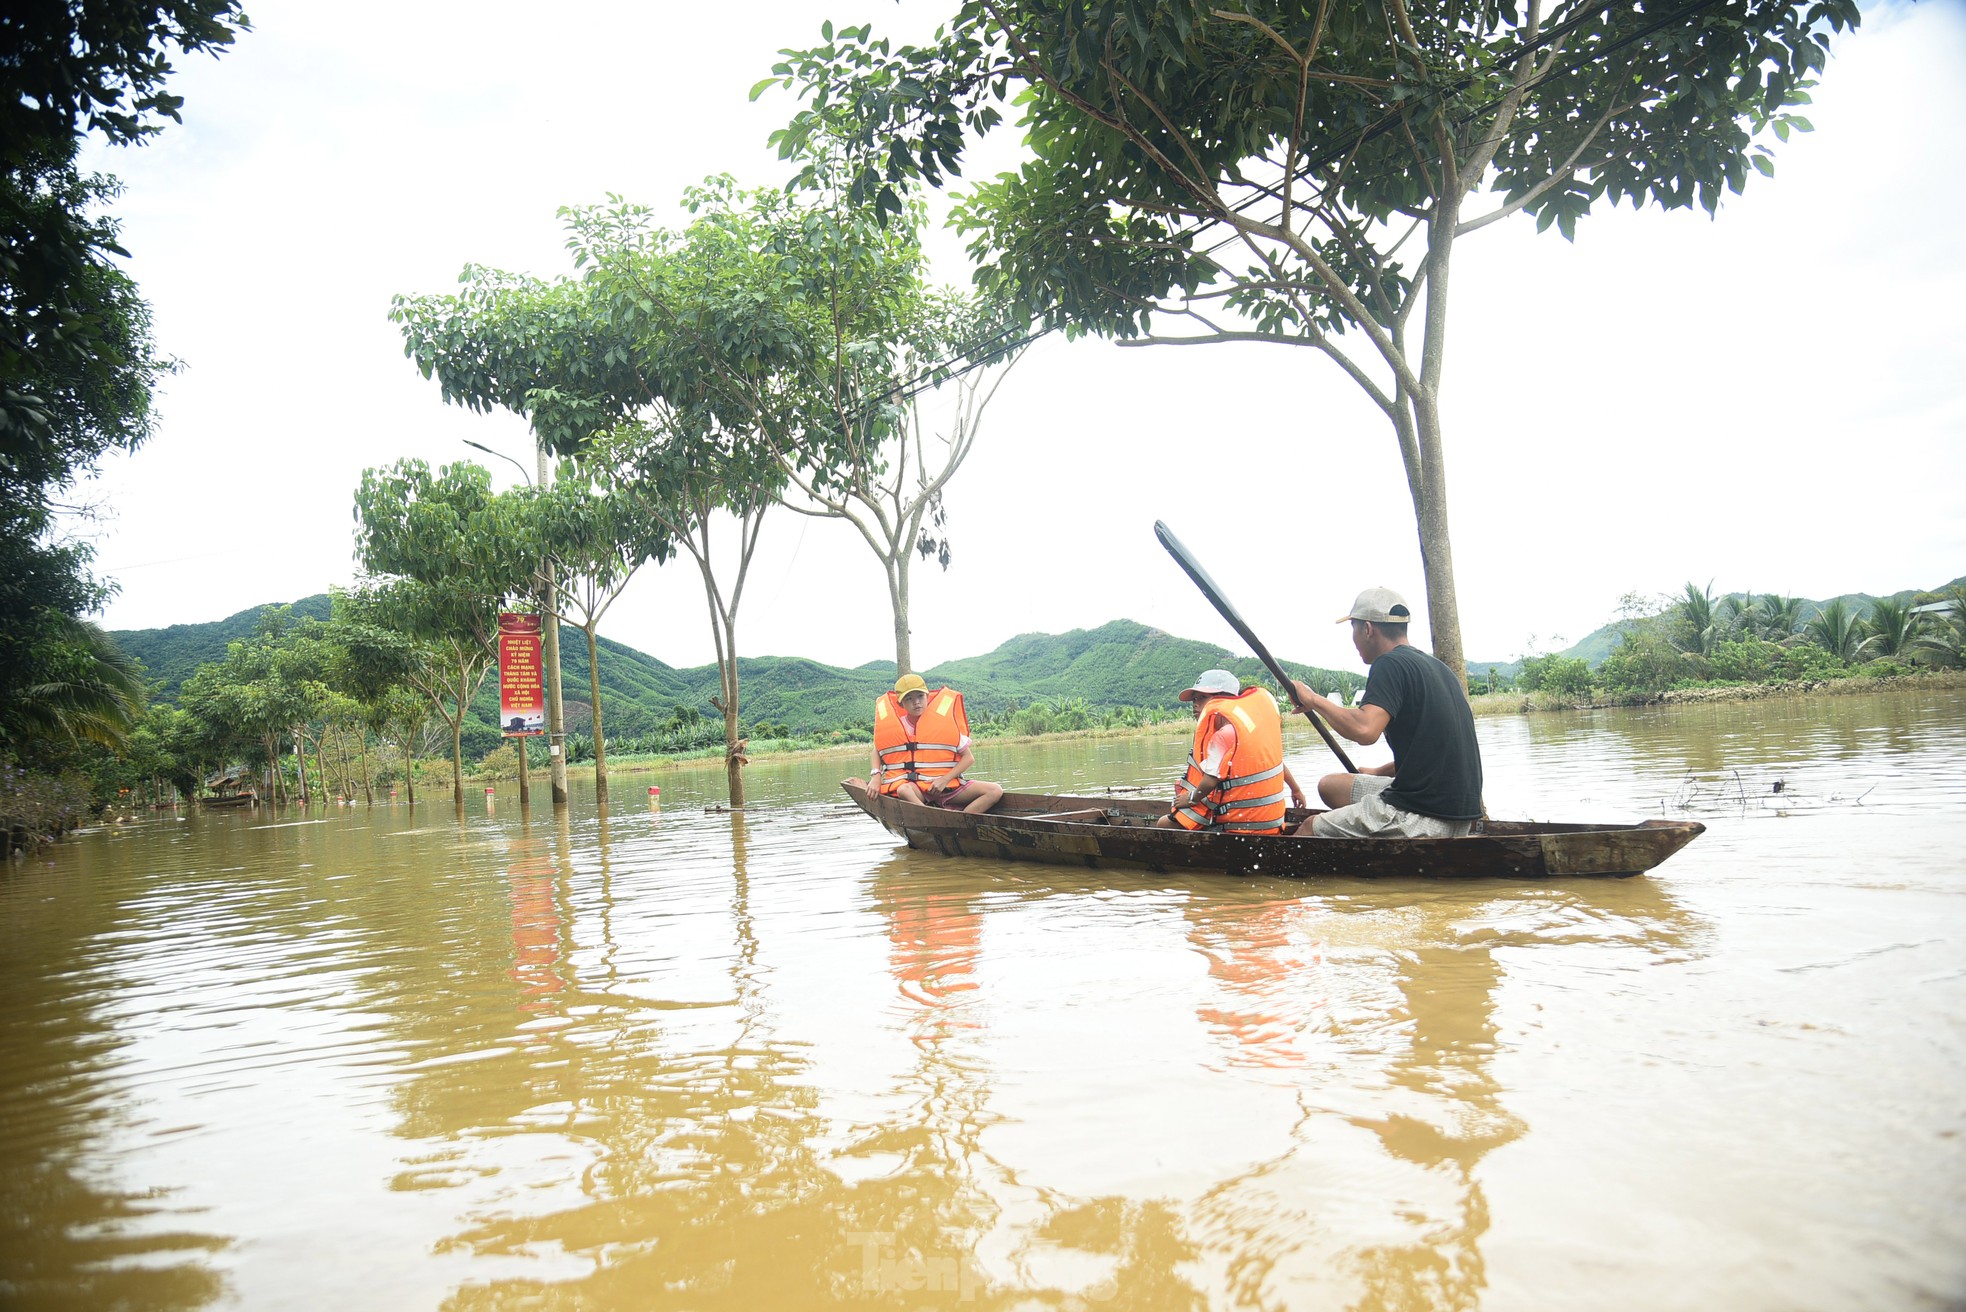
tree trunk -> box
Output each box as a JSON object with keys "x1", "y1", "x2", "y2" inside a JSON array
[
  {"x1": 359, "y1": 729, "x2": 373, "y2": 805},
  {"x1": 1410, "y1": 412, "x2": 1467, "y2": 684},
  {"x1": 585, "y1": 624, "x2": 608, "y2": 806},
  {"x1": 265, "y1": 738, "x2": 281, "y2": 804},
  {"x1": 311, "y1": 727, "x2": 330, "y2": 804},
  {"x1": 399, "y1": 731, "x2": 417, "y2": 806},
  {"x1": 294, "y1": 729, "x2": 312, "y2": 805},
  {"x1": 449, "y1": 714, "x2": 464, "y2": 805},
  {"x1": 1412, "y1": 204, "x2": 1467, "y2": 687},
  {"x1": 887, "y1": 554, "x2": 912, "y2": 677},
  {"x1": 538, "y1": 441, "x2": 570, "y2": 807},
  {"x1": 722, "y1": 644, "x2": 745, "y2": 809}
]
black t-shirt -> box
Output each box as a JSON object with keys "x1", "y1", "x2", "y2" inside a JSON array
[{"x1": 1361, "y1": 644, "x2": 1484, "y2": 820}]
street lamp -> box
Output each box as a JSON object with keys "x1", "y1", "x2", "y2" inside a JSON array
[{"x1": 463, "y1": 439, "x2": 531, "y2": 485}]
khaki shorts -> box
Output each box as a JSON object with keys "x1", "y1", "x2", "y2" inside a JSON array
[{"x1": 1310, "y1": 774, "x2": 1475, "y2": 838}]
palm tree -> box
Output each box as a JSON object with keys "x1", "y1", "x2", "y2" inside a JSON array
[
  {"x1": 1804, "y1": 599, "x2": 1866, "y2": 662},
  {"x1": 1919, "y1": 588, "x2": 1966, "y2": 667},
  {"x1": 1858, "y1": 597, "x2": 1925, "y2": 660},
  {"x1": 1760, "y1": 594, "x2": 1805, "y2": 641},
  {"x1": 9, "y1": 617, "x2": 147, "y2": 750},
  {"x1": 1672, "y1": 581, "x2": 1726, "y2": 656}
]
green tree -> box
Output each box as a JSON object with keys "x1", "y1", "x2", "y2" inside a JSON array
[
  {"x1": 1803, "y1": 598, "x2": 1864, "y2": 663},
  {"x1": 2, "y1": 0, "x2": 246, "y2": 499},
  {"x1": 776, "y1": 277, "x2": 1026, "y2": 677},
  {"x1": 505, "y1": 468, "x2": 673, "y2": 804},
  {"x1": 391, "y1": 181, "x2": 902, "y2": 807},
  {"x1": 4, "y1": 612, "x2": 146, "y2": 754},
  {"x1": 1757, "y1": 593, "x2": 1805, "y2": 641},
  {"x1": 1931, "y1": 589, "x2": 1966, "y2": 668},
  {"x1": 352, "y1": 461, "x2": 523, "y2": 801},
  {"x1": 2, "y1": 1, "x2": 246, "y2": 800},
  {"x1": 764, "y1": 0, "x2": 1858, "y2": 682},
  {"x1": 722, "y1": 152, "x2": 1027, "y2": 676},
  {"x1": 1857, "y1": 596, "x2": 1924, "y2": 662},
  {"x1": 322, "y1": 594, "x2": 424, "y2": 805},
  {"x1": 347, "y1": 579, "x2": 498, "y2": 806},
  {"x1": 1670, "y1": 580, "x2": 1729, "y2": 658},
  {"x1": 177, "y1": 609, "x2": 323, "y2": 805}
]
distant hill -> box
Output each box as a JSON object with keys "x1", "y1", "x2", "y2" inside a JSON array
[
  {"x1": 113, "y1": 606, "x2": 1359, "y2": 752},
  {"x1": 1469, "y1": 574, "x2": 1966, "y2": 676},
  {"x1": 115, "y1": 594, "x2": 335, "y2": 694}
]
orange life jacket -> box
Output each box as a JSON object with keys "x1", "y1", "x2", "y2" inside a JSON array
[
  {"x1": 873, "y1": 687, "x2": 968, "y2": 795},
  {"x1": 1172, "y1": 687, "x2": 1288, "y2": 833}
]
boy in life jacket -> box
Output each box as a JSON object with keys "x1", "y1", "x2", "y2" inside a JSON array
[
  {"x1": 1155, "y1": 669, "x2": 1307, "y2": 833},
  {"x1": 868, "y1": 673, "x2": 1005, "y2": 814}
]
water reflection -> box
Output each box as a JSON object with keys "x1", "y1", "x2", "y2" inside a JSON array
[
  {"x1": 3, "y1": 691, "x2": 1959, "y2": 1310},
  {"x1": 0, "y1": 848, "x2": 232, "y2": 1308}
]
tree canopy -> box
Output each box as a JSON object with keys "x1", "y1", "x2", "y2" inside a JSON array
[
  {"x1": 390, "y1": 176, "x2": 967, "y2": 804},
  {"x1": 2, "y1": 0, "x2": 248, "y2": 788},
  {"x1": 761, "y1": 0, "x2": 1859, "y2": 680}
]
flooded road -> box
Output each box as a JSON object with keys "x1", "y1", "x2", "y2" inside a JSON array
[{"x1": 3, "y1": 690, "x2": 1963, "y2": 1310}]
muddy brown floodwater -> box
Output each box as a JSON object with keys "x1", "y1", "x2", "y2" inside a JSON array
[{"x1": 2, "y1": 689, "x2": 1962, "y2": 1310}]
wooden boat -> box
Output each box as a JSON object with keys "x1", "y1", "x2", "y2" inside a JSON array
[{"x1": 842, "y1": 780, "x2": 1704, "y2": 879}]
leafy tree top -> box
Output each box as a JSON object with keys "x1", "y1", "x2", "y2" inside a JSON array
[{"x1": 760, "y1": 0, "x2": 1857, "y2": 340}]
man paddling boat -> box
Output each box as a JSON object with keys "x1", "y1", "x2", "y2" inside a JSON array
[
  {"x1": 868, "y1": 673, "x2": 1004, "y2": 815},
  {"x1": 1287, "y1": 589, "x2": 1484, "y2": 839}
]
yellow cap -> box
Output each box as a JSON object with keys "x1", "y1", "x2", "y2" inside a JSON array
[{"x1": 893, "y1": 673, "x2": 928, "y2": 695}]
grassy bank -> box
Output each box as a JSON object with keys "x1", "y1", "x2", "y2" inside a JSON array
[{"x1": 1468, "y1": 666, "x2": 1966, "y2": 715}]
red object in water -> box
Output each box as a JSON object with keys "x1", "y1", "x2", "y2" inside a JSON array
[{"x1": 649, "y1": 786, "x2": 661, "y2": 797}]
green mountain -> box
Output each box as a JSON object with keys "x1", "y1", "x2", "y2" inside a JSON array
[
  {"x1": 115, "y1": 594, "x2": 335, "y2": 694},
  {"x1": 1469, "y1": 574, "x2": 1966, "y2": 676},
  {"x1": 113, "y1": 606, "x2": 1359, "y2": 753}
]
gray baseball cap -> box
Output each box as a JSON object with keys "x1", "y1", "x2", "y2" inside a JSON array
[
  {"x1": 1337, "y1": 587, "x2": 1411, "y2": 624},
  {"x1": 1178, "y1": 669, "x2": 1241, "y2": 701}
]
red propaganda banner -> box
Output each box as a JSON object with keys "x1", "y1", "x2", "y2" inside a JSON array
[{"x1": 498, "y1": 613, "x2": 546, "y2": 737}]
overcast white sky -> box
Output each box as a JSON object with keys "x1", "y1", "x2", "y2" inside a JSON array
[{"x1": 76, "y1": 0, "x2": 1966, "y2": 677}]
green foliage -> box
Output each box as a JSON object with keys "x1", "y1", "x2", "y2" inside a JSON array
[
  {"x1": 1858, "y1": 596, "x2": 1925, "y2": 660},
  {"x1": 1772, "y1": 642, "x2": 1852, "y2": 683},
  {"x1": 352, "y1": 460, "x2": 529, "y2": 796},
  {"x1": 1804, "y1": 598, "x2": 1866, "y2": 662},
  {"x1": 1, "y1": 2, "x2": 248, "y2": 156},
  {"x1": 1594, "y1": 623, "x2": 1691, "y2": 695},
  {"x1": 1670, "y1": 580, "x2": 1729, "y2": 657},
  {"x1": 1927, "y1": 589, "x2": 1966, "y2": 667},
  {"x1": 2, "y1": 612, "x2": 145, "y2": 757},
  {"x1": 764, "y1": 0, "x2": 1858, "y2": 677},
  {"x1": 1516, "y1": 653, "x2": 1594, "y2": 698},
  {"x1": 1706, "y1": 638, "x2": 1785, "y2": 685},
  {"x1": 1750, "y1": 593, "x2": 1806, "y2": 641},
  {"x1": 968, "y1": 696, "x2": 1185, "y2": 739},
  {"x1": 112, "y1": 609, "x2": 1350, "y2": 761}
]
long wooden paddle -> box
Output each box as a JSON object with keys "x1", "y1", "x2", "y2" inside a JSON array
[{"x1": 1155, "y1": 520, "x2": 1359, "y2": 774}]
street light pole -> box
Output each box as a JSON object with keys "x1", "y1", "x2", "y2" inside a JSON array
[
  {"x1": 535, "y1": 442, "x2": 570, "y2": 806},
  {"x1": 463, "y1": 439, "x2": 531, "y2": 485}
]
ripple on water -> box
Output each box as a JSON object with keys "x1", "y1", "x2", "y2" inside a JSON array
[{"x1": 2, "y1": 689, "x2": 1962, "y2": 1310}]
